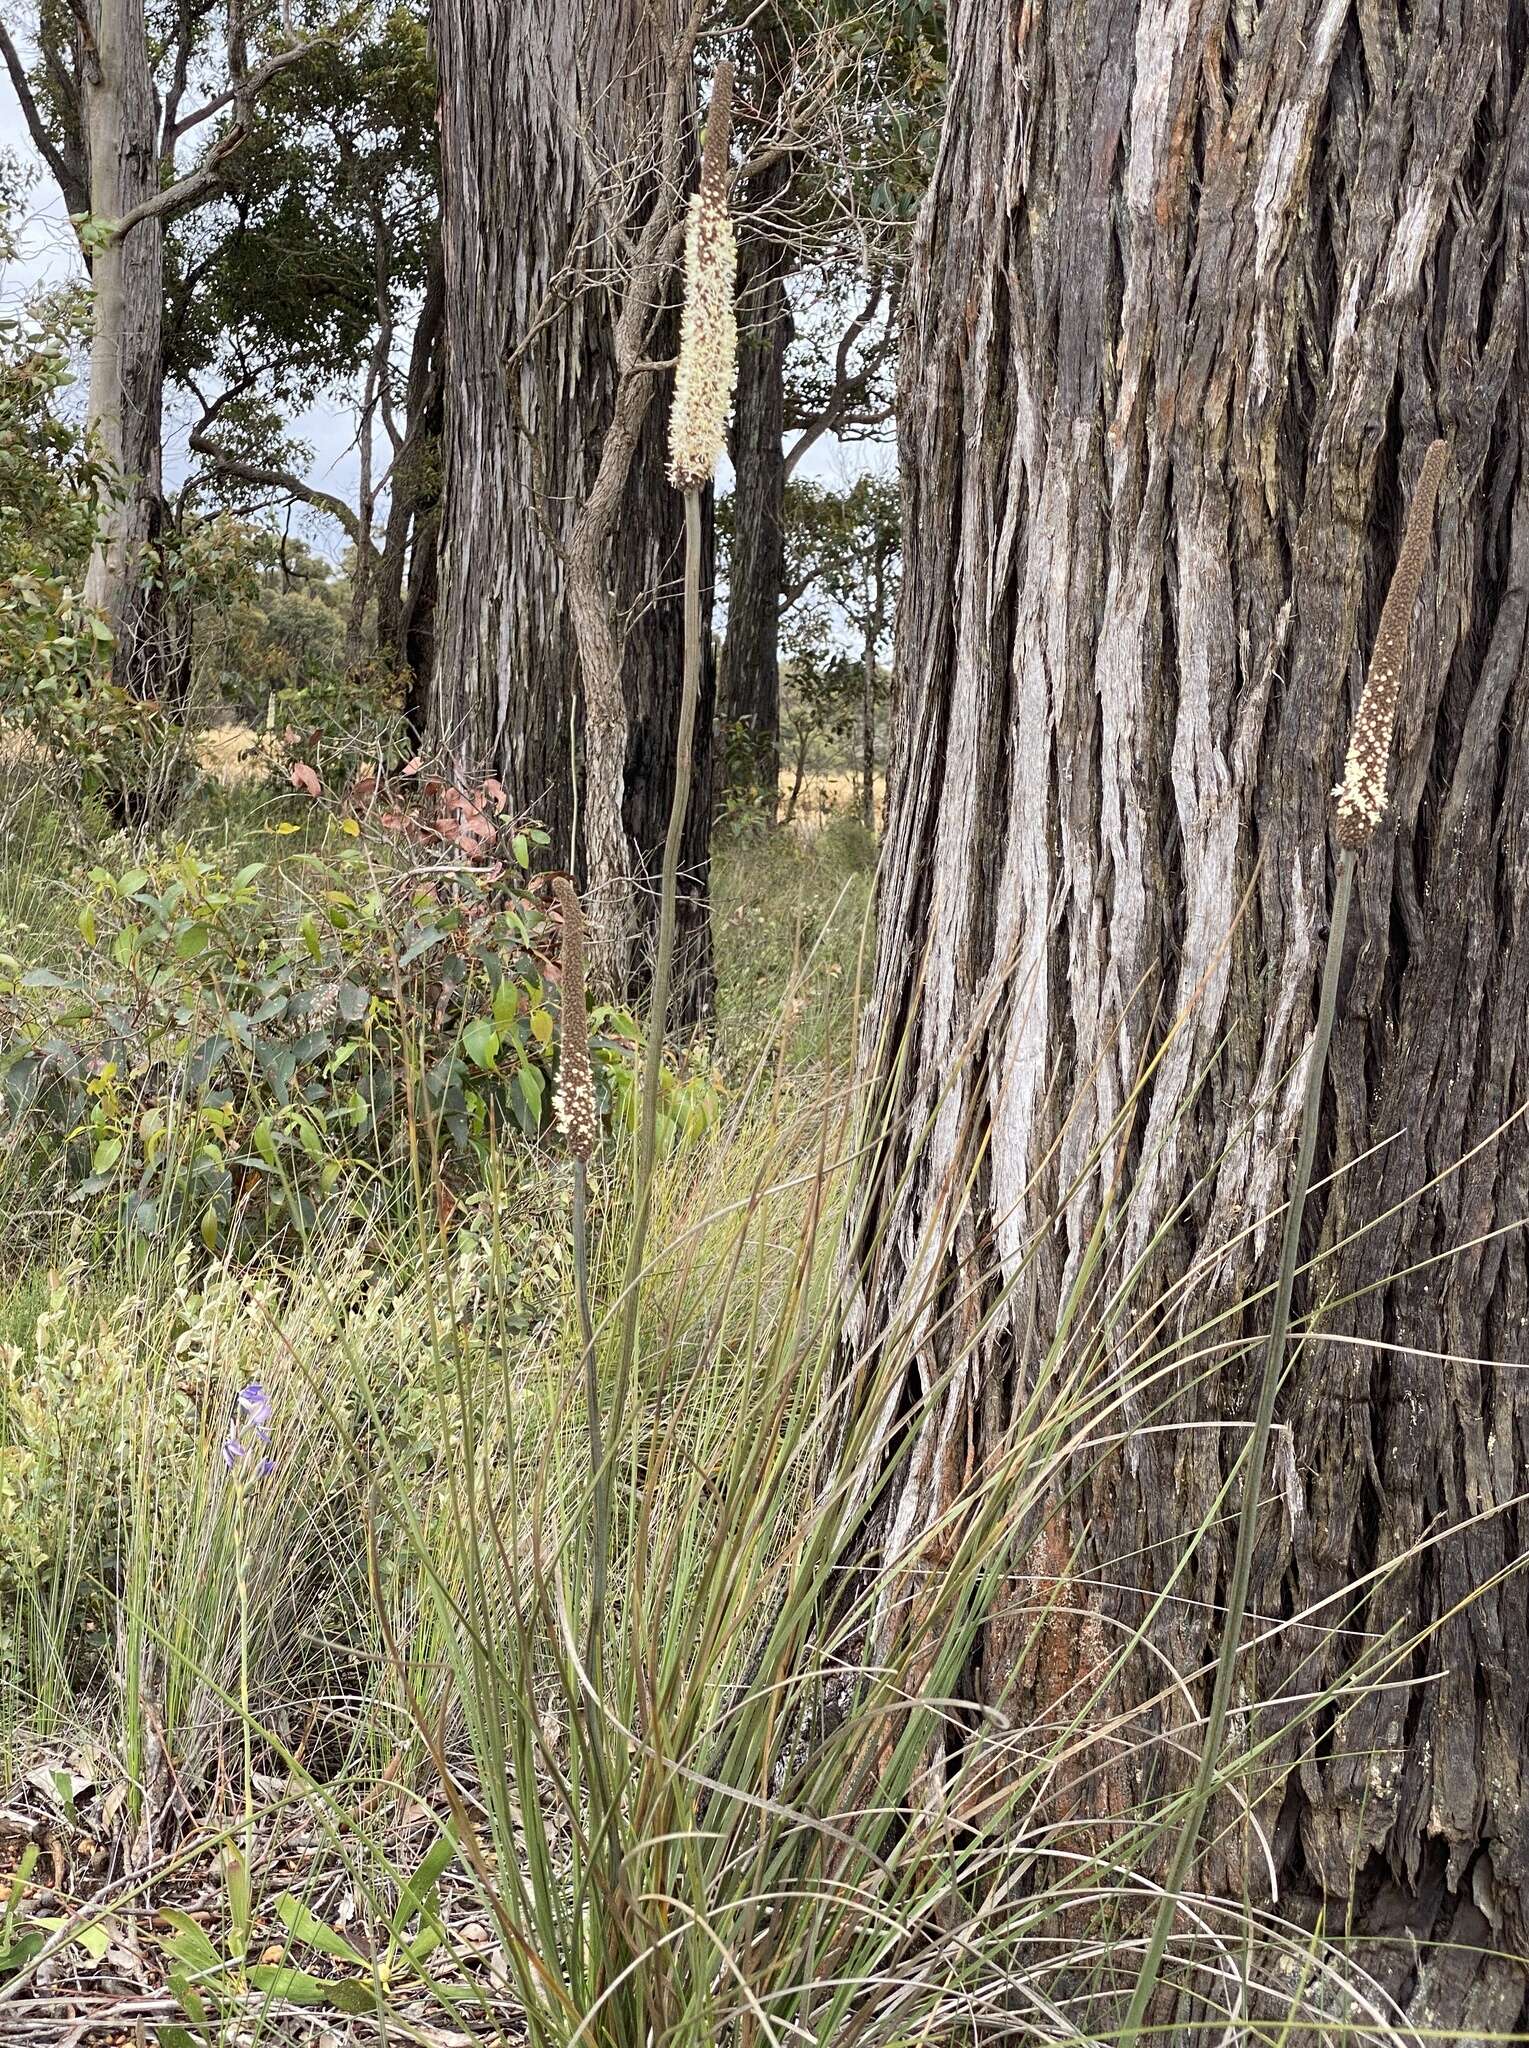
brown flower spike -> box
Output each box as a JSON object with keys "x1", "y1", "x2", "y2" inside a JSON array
[
  {"x1": 1334, "y1": 438, "x2": 1449, "y2": 849},
  {"x1": 551, "y1": 875, "x2": 598, "y2": 1163},
  {"x1": 667, "y1": 62, "x2": 738, "y2": 493}
]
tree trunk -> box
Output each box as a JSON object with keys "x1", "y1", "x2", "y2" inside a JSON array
[
  {"x1": 859, "y1": 566, "x2": 881, "y2": 833},
  {"x1": 377, "y1": 234, "x2": 445, "y2": 725},
  {"x1": 718, "y1": 18, "x2": 794, "y2": 820},
  {"x1": 429, "y1": 0, "x2": 715, "y2": 1018},
  {"x1": 81, "y1": 0, "x2": 166, "y2": 702},
  {"x1": 852, "y1": 0, "x2": 1529, "y2": 2032}
]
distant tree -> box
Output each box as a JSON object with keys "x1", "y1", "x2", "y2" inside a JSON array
[
  {"x1": 806, "y1": 473, "x2": 898, "y2": 828},
  {"x1": 738, "y1": 472, "x2": 898, "y2": 824},
  {"x1": 170, "y1": 5, "x2": 441, "y2": 698},
  {"x1": 717, "y1": 0, "x2": 941, "y2": 812},
  {"x1": 0, "y1": 0, "x2": 333, "y2": 711}
]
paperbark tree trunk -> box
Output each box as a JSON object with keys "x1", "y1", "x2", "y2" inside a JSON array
[
  {"x1": 851, "y1": 0, "x2": 1529, "y2": 2031},
  {"x1": 81, "y1": 0, "x2": 166, "y2": 702},
  {"x1": 429, "y1": 0, "x2": 715, "y2": 1018}
]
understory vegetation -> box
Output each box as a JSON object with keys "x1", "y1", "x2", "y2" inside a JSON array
[{"x1": 0, "y1": 758, "x2": 1488, "y2": 2047}]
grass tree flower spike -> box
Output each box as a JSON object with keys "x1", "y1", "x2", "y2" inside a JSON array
[
  {"x1": 551, "y1": 874, "x2": 598, "y2": 1163},
  {"x1": 667, "y1": 61, "x2": 737, "y2": 493},
  {"x1": 1335, "y1": 437, "x2": 1449, "y2": 847}
]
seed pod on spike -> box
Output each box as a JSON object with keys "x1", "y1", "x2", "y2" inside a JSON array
[
  {"x1": 551, "y1": 874, "x2": 599, "y2": 1163},
  {"x1": 667, "y1": 61, "x2": 739, "y2": 494},
  {"x1": 1334, "y1": 439, "x2": 1449, "y2": 850}
]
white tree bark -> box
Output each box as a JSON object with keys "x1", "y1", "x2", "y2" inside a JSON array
[{"x1": 81, "y1": 0, "x2": 166, "y2": 695}]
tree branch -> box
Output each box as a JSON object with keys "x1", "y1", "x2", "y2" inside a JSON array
[
  {"x1": 785, "y1": 277, "x2": 891, "y2": 479},
  {"x1": 189, "y1": 421, "x2": 367, "y2": 551},
  {"x1": 0, "y1": 21, "x2": 87, "y2": 215},
  {"x1": 113, "y1": 37, "x2": 320, "y2": 239}
]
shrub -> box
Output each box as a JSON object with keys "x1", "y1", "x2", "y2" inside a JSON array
[{"x1": 0, "y1": 825, "x2": 713, "y2": 1257}]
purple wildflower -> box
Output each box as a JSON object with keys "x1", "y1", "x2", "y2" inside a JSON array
[{"x1": 223, "y1": 1381, "x2": 276, "y2": 1478}]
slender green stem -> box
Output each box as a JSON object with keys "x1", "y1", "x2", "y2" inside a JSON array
[
  {"x1": 1122, "y1": 847, "x2": 1357, "y2": 2045},
  {"x1": 234, "y1": 1482, "x2": 253, "y2": 1962},
  {"x1": 574, "y1": 1156, "x2": 605, "y2": 1659},
  {"x1": 608, "y1": 487, "x2": 704, "y2": 1466}
]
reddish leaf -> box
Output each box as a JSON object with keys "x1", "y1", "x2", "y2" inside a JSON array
[
  {"x1": 290, "y1": 761, "x2": 322, "y2": 799},
  {"x1": 400, "y1": 755, "x2": 422, "y2": 777}
]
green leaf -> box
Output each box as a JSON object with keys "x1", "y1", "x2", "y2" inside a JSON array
[
  {"x1": 300, "y1": 911, "x2": 323, "y2": 962},
  {"x1": 292, "y1": 1113, "x2": 324, "y2": 1161},
  {"x1": 175, "y1": 922, "x2": 210, "y2": 959},
  {"x1": 390, "y1": 1831, "x2": 456, "y2": 1939},
  {"x1": 166, "y1": 1968, "x2": 211, "y2": 2026},
  {"x1": 398, "y1": 925, "x2": 445, "y2": 966},
  {"x1": 0, "y1": 1930, "x2": 44, "y2": 1974},
  {"x1": 159, "y1": 1908, "x2": 225, "y2": 1976},
  {"x1": 117, "y1": 868, "x2": 148, "y2": 896},
  {"x1": 517, "y1": 1064, "x2": 545, "y2": 1124},
  {"x1": 90, "y1": 1136, "x2": 122, "y2": 1176},
  {"x1": 272, "y1": 1894, "x2": 368, "y2": 1967},
  {"x1": 37, "y1": 1913, "x2": 111, "y2": 1963},
  {"x1": 463, "y1": 1018, "x2": 499, "y2": 1071},
  {"x1": 325, "y1": 1975, "x2": 379, "y2": 2014},
  {"x1": 252, "y1": 1118, "x2": 278, "y2": 1168},
  {"x1": 247, "y1": 1963, "x2": 371, "y2": 2007}
]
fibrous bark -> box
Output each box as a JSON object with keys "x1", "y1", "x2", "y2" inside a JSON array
[
  {"x1": 429, "y1": 0, "x2": 715, "y2": 1016},
  {"x1": 853, "y1": 0, "x2": 1529, "y2": 2030},
  {"x1": 718, "y1": 19, "x2": 794, "y2": 816}
]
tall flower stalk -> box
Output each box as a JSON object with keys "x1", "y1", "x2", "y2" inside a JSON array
[
  {"x1": 223, "y1": 1380, "x2": 274, "y2": 1963},
  {"x1": 552, "y1": 873, "x2": 605, "y2": 1628},
  {"x1": 561, "y1": 65, "x2": 738, "y2": 1952},
  {"x1": 1123, "y1": 438, "x2": 1450, "y2": 2045},
  {"x1": 609, "y1": 58, "x2": 737, "y2": 1459}
]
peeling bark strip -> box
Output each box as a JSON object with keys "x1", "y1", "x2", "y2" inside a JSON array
[
  {"x1": 857, "y1": 0, "x2": 1529, "y2": 2029},
  {"x1": 429, "y1": 0, "x2": 716, "y2": 1017}
]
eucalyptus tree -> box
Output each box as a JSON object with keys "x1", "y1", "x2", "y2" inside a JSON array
[
  {"x1": 718, "y1": 0, "x2": 941, "y2": 813},
  {"x1": 0, "y1": 0, "x2": 339, "y2": 705},
  {"x1": 849, "y1": 0, "x2": 1529, "y2": 2032},
  {"x1": 168, "y1": 4, "x2": 440, "y2": 692},
  {"x1": 429, "y1": 0, "x2": 718, "y2": 1010}
]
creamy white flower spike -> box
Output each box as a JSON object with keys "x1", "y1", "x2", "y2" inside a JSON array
[
  {"x1": 551, "y1": 875, "x2": 598, "y2": 1164},
  {"x1": 1334, "y1": 438, "x2": 1449, "y2": 850},
  {"x1": 667, "y1": 63, "x2": 738, "y2": 494}
]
